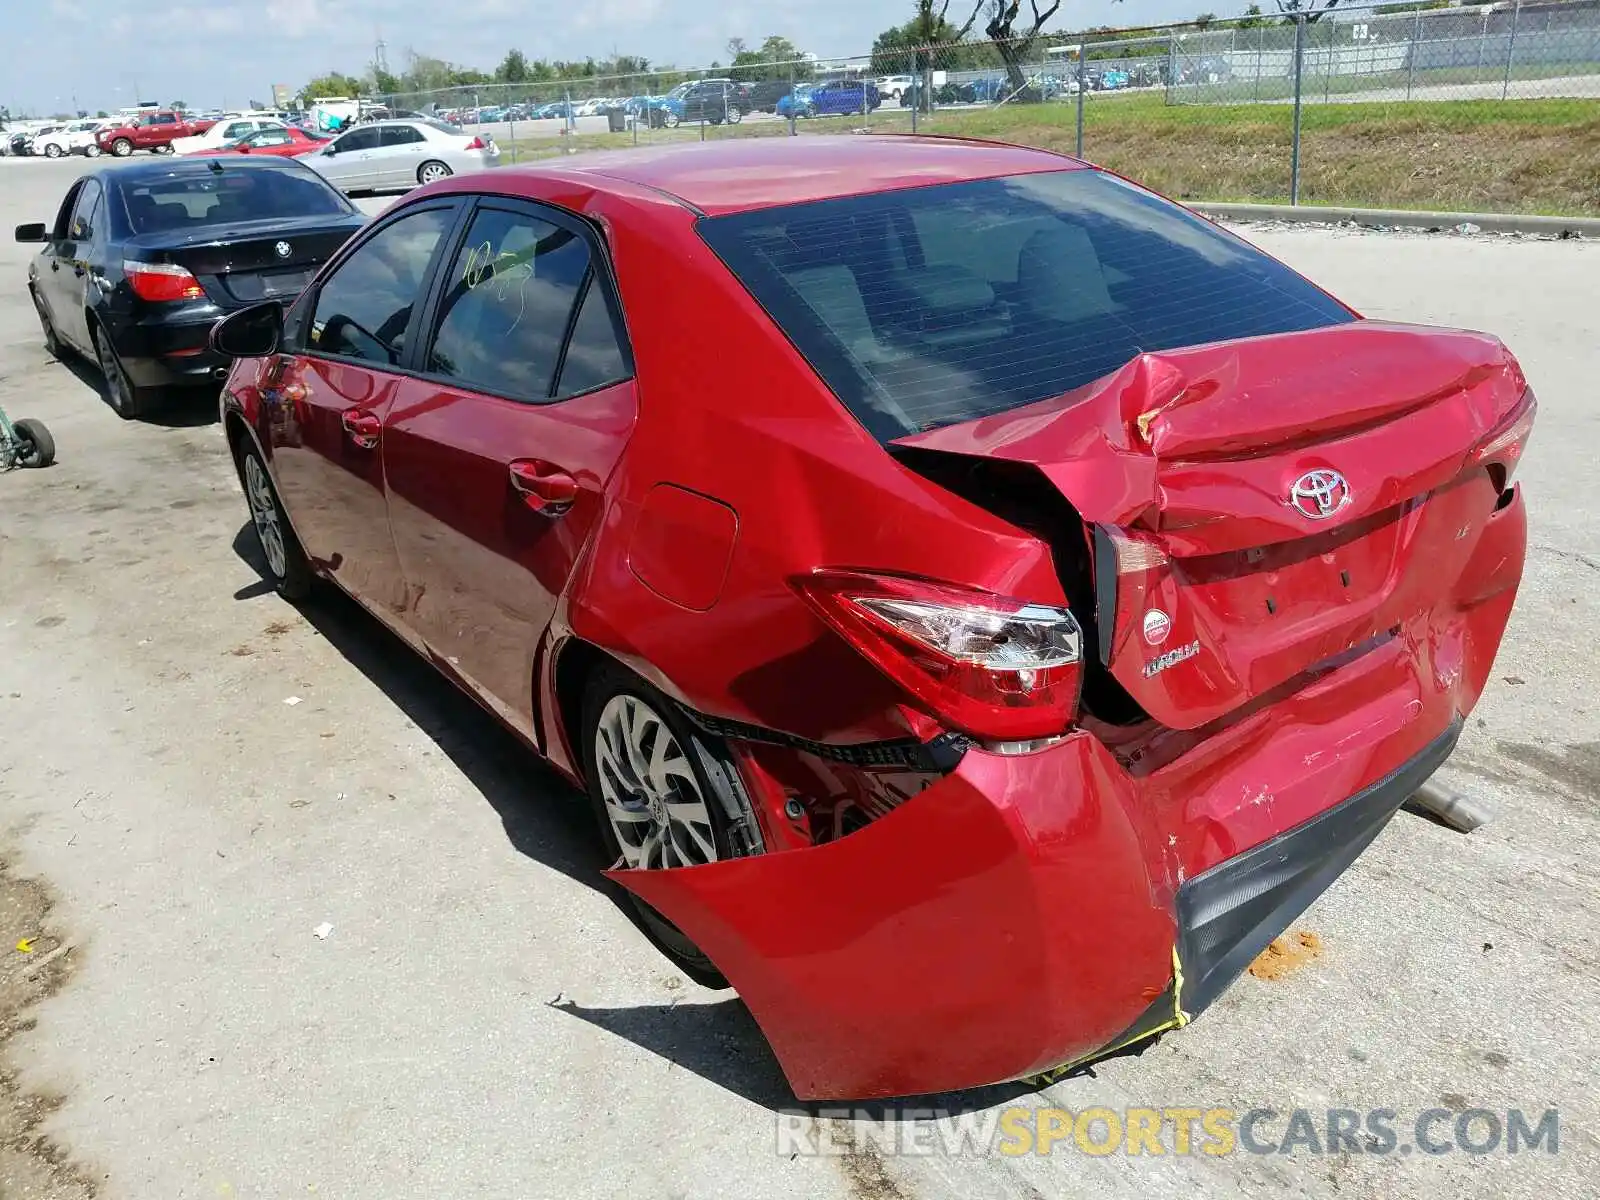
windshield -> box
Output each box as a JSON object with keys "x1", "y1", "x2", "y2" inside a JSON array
[
  {"x1": 120, "y1": 167, "x2": 353, "y2": 234},
  {"x1": 697, "y1": 169, "x2": 1354, "y2": 440}
]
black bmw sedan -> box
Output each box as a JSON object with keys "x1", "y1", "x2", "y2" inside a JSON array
[{"x1": 17, "y1": 156, "x2": 366, "y2": 419}]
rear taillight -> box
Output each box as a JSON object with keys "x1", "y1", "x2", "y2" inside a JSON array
[
  {"x1": 124, "y1": 261, "x2": 205, "y2": 302},
  {"x1": 1471, "y1": 390, "x2": 1535, "y2": 484},
  {"x1": 796, "y1": 570, "x2": 1082, "y2": 740}
]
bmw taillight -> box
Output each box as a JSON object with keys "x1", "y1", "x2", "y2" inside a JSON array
[
  {"x1": 796, "y1": 570, "x2": 1083, "y2": 740},
  {"x1": 124, "y1": 261, "x2": 205, "y2": 302}
]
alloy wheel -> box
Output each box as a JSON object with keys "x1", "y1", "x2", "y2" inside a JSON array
[
  {"x1": 244, "y1": 454, "x2": 288, "y2": 579},
  {"x1": 419, "y1": 161, "x2": 451, "y2": 185},
  {"x1": 95, "y1": 327, "x2": 131, "y2": 415},
  {"x1": 594, "y1": 694, "x2": 717, "y2": 870}
]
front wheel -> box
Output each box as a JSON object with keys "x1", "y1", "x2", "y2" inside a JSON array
[
  {"x1": 153, "y1": 143, "x2": 174, "y2": 155},
  {"x1": 238, "y1": 446, "x2": 313, "y2": 600},
  {"x1": 663, "y1": 110, "x2": 680, "y2": 128},
  {"x1": 417, "y1": 160, "x2": 452, "y2": 185},
  {"x1": 31, "y1": 288, "x2": 61, "y2": 357},
  {"x1": 111, "y1": 138, "x2": 132, "y2": 157},
  {"x1": 12, "y1": 419, "x2": 55, "y2": 468},
  {"x1": 84, "y1": 144, "x2": 100, "y2": 157},
  {"x1": 581, "y1": 665, "x2": 762, "y2": 988},
  {"x1": 725, "y1": 106, "x2": 743, "y2": 124}
]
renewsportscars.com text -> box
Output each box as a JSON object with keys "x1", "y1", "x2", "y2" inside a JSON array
[{"x1": 777, "y1": 1106, "x2": 1560, "y2": 1158}]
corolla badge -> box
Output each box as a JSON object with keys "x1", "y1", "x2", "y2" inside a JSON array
[
  {"x1": 1288, "y1": 469, "x2": 1351, "y2": 520},
  {"x1": 274, "y1": 241, "x2": 293, "y2": 259}
]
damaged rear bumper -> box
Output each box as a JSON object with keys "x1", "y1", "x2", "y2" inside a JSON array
[{"x1": 606, "y1": 492, "x2": 1520, "y2": 1101}]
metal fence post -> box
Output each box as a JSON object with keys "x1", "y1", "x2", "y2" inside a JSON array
[
  {"x1": 1323, "y1": 13, "x2": 1335, "y2": 104},
  {"x1": 910, "y1": 54, "x2": 918, "y2": 132},
  {"x1": 1503, "y1": 0, "x2": 1522, "y2": 101},
  {"x1": 1075, "y1": 51, "x2": 1085, "y2": 158},
  {"x1": 1291, "y1": 15, "x2": 1306, "y2": 205},
  {"x1": 1407, "y1": 5, "x2": 1420, "y2": 101},
  {"x1": 1254, "y1": 25, "x2": 1263, "y2": 104},
  {"x1": 788, "y1": 65, "x2": 797, "y2": 136}
]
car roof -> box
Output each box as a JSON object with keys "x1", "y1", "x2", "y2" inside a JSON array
[{"x1": 496, "y1": 135, "x2": 1085, "y2": 217}]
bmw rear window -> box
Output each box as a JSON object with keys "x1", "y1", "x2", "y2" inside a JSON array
[
  {"x1": 121, "y1": 168, "x2": 352, "y2": 235},
  {"x1": 696, "y1": 169, "x2": 1355, "y2": 440}
]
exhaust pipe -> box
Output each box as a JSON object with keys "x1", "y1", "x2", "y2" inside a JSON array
[
  {"x1": 211, "y1": 366, "x2": 229, "y2": 380},
  {"x1": 1403, "y1": 780, "x2": 1492, "y2": 834}
]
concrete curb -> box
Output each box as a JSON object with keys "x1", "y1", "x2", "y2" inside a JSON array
[{"x1": 1190, "y1": 202, "x2": 1600, "y2": 238}]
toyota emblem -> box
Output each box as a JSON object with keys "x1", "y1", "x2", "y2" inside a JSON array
[
  {"x1": 1288, "y1": 469, "x2": 1351, "y2": 520},
  {"x1": 274, "y1": 241, "x2": 292, "y2": 259}
]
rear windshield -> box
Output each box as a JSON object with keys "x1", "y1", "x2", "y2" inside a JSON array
[
  {"x1": 120, "y1": 167, "x2": 351, "y2": 235},
  {"x1": 697, "y1": 169, "x2": 1354, "y2": 439}
]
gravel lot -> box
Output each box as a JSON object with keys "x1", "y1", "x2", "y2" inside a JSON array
[{"x1": 0, "y1": 155, "x2": 1596, "y2": 1200}]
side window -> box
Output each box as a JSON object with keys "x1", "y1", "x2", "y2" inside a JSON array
[
  {"x1": 555, "y1": 277, "x2": 629, "y2": 397},
  {"x1": 332, "y1": 127, "x2": 379, "y2": 152},
  {"x1": 425, "y1": 207, "x2": 593, "y2": 401},
  {"x1": 380, "y1": 125, "x2": 425, "y2": 147},
  {"x1": 224, "y1": 121, "x2": 252, "y2": 140},
  {"x1": 254, "y1": 130, "x2": 292, "y2": 147},
  {"x1": 154, "y1": 113, "x2": 176, "y2": 126},
  {"x1": 68, "y1": 179, "x2": 101, "y2": 241},
  {"x1": 307, "y1": 207, "x2": 454, "y2": 364},
  {"x1": 51, "y1": 183, "x2": 82, "y2": 240}
]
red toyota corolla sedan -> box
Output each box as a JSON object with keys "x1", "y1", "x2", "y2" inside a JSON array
[
  {"x1": 191, "y1": 126, "x2": 331, "y2": 157},
  {"x1": 210, "y1": 136, "x2": 1533, "y2": 1101}
]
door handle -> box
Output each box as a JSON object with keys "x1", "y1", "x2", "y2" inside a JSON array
[
  {"x1": 340, "y1": 408, "x2": 381, "y2": 450},
  {"x1": 508, "y1": 459, "x2": 578, "y2": 517},
  {"x1": 73, "y1": 264, "x2": 86, "y2": 277}
]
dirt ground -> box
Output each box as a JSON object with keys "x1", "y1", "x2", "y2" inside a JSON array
[{"x1": 0, "y1": 156, "x2": 1597, "y2": 1199}]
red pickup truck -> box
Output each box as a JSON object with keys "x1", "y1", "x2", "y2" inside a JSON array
[{"x1": 95, "y1": 111, "x2": 216, "y2": 157}]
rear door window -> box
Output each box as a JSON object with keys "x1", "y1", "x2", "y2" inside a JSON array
[
  {"x1": 696, "y1": 169, "x2": 1354, "y2": 440},
  {"x1": 381, "y1": 125, "x2": 426, "y2": 147}
]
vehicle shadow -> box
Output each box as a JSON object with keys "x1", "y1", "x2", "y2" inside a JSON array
[
  {"x1": 229, "y1": 521, "x2": 1046, "y2": 1118},
  {"x1": 58, "y1": 351, "x2": 218, "y2": 428}
]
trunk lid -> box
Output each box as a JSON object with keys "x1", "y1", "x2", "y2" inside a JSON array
[
  {"x1": 891, "y1": 322, "x2": 1530, "y2": 730},
  {"x1": 126, "y1": 215, "x2": 361, "y2": 307}
]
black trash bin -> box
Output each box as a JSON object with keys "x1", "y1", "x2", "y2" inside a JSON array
[{"x1": 607, "y1": 107, "x2": 627, "y2": 133}]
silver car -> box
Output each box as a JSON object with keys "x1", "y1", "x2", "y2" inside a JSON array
[{"x1": 295, "y1": 119, "x2": 500, "y2": 193}]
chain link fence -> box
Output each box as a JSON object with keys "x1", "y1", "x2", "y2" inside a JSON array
[{"x1": 375, "y1": 1, "x2": 1600, "y2": 215}]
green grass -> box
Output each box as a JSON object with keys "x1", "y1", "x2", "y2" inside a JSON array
[{"x1": 503, "y1": 93, "x2": 1600, "y2": 215}]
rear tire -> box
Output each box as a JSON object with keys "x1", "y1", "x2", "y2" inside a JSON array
[
  {"x1": 725, "y1": 106, "x2": 743, "y2": 124},
  {"x1": 236, "y1": 444, "x2": 313, "y2": 600},
  {"x1": 84, "y1": 144, "x2": 101, "y2": 158},
  {"x1": 93, "y1": 322, "x2": 154, "y2": 420},
  {"x1": 111, "y1": 138, "x2": 132, "y2": 157},
  {"x1": 12, "y1": 419, "x2": 55, "y2": 468},
  {"x1": 581, "y1": 663, "x2": 762, "y2": 989},
  {"x1": 417, "y1": 159, "x2": 451, "y2": 185},
  {"x1": 44, "y1": 143, "x2": 62, "y2": 159}
]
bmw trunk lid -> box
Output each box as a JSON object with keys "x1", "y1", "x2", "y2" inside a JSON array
[
  {"x1": 125, "y1": 216, "x2": 358, "y2": 306},
  {"x1": 891, "y1": 322, "x2": 1533, "y2": 729}
]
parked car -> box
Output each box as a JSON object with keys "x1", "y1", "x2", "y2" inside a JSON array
[
  {"x1": 30, "y1": 119, "x2": 106, "y2": 158},
  {"x1": 9, "y1": 125, "x2": 62, "y2": 156},
  {"x1": 205, "y1": 134, "x2": 1533, "y2": 1102},
  {"x1": 776, "y1": 79, "x2": 881, "y2": 118},
  {"x1": 296, "y1": 119, "x2": 499, "y2": 193},
  {"x1": 18, "y1": 156, "x2": 365, "y2": 418},
  {"x1": 874, "y1": 75, "x2": 915, "y2": 102},
  {"x1": 191, "y1": 126, "x2": 332, "y2": 158},
  {"x1": 674, "y1": 80, "x2": 754, "y2": 125},
  {"x1": 173, "y1": 115, "x2": 286, "y2": 155},
  {"x1": 1100, "y1": 68, "x2": 1131, "y2": 90},
  {"x1": 95, "y1": 110, "x2": 217, "y2": 156},
  {"x1": 742, "y1": 79, "x2": 797, "y2": 113},
  {"x1": 624, "y1": 95, "x2": 676, "y2": 126}
]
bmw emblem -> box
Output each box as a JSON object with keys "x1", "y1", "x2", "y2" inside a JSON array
[{"x1": 274, "y1": 241, "x2": 292, "y2": 259}]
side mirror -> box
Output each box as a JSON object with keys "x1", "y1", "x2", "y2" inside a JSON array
[
  {"x1": 14, "y1": 223, "x2": 48, "y2": 243},
  {"x1": 210, "y1": 301, "x2": 283, "y2": 358}
]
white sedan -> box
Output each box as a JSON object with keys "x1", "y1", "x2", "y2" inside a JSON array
[
  {"x1": 295, "y1": 118, "x2": 500, "y2": 193},
  {"x1": 31, "y1": 119, "x2": 108, "y2": 158},
  {"x1": 173, "y1": 115, "x2": 286, "y2": 155}
]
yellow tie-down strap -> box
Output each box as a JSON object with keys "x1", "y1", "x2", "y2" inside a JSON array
[{"x1": 1026, "y1": 945, "x2": 1190, "y2": 1089}]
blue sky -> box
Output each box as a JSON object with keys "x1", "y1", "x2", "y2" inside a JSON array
[{"x1": 6, "y1": 0, "x2": 1216, "y2": 114}]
